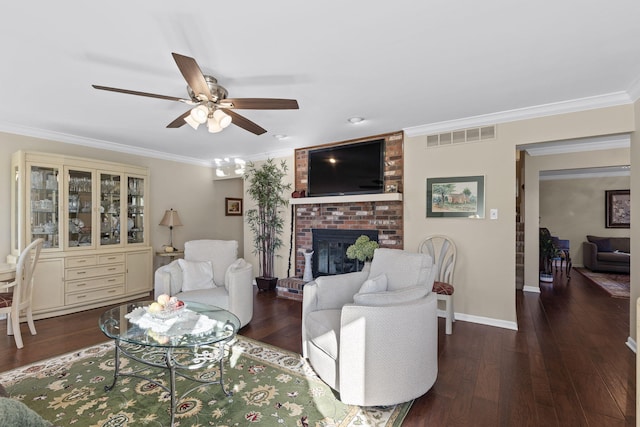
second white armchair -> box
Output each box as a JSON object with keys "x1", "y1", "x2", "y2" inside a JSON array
[
  {"x1": 302, "y1": 248, "x2": 439, "y2": 406},
  {"x1": 154, "y1": 240, "x2": 254, "y2": 327}
]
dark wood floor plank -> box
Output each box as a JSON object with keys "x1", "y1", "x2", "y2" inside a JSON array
[{"x1": 0, "y1": 268, "x2": 635, "y2": 426}]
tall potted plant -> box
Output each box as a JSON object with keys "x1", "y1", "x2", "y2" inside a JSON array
[
  {"x1": 539, "y1": 227, "x2": 558, "y2": 282},
  {"x1": 245, "y1": 159, "x2": 291, "y2": 291}
]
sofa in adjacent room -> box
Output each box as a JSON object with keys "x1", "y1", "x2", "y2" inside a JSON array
[{"x1": 582, "y1": 235, "x2": 630, "y2": 274}]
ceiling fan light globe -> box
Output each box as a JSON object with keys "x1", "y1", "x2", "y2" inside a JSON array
[
  {"x1": 213, "y1": 109, "x2": 232, "y2": 128},
  {"x1": 190, "y1": 105, "x2": 209, "y2": 124},
  {"x1": 184, "y1": 115, "x2": 200, "y2": 130},
  {"x1": 207, "y1": 117, "x2": 223, "y2": 133}
]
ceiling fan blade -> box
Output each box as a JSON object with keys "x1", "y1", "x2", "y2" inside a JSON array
[
  {"x1": 224, "y1": 98, "x2": 299, "y2": 110},
  {"x1": 171, "y1": 52, "x2": 212, "y2": 101},
  {"x1": 166, "y1": 110, "x2": 191, "y2": 128},
  {"x1": 92, "y1": 85, "x2": 184, "y2": 102},
  {"x1": 224, "y1": 109, "x2": 267, "y2": 135}
]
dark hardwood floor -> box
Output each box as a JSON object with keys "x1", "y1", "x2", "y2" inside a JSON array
[{"x1": 0, "y1": 269, "x2": 635, "y2": 426}]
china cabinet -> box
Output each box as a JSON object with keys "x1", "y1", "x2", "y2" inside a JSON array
[{"x1": 10, "y1": 151, "x2": 152, "y2": 319}]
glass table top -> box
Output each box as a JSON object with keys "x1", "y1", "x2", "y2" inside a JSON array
[{"x1": 99, "y1": 300, "x2": 240, "y2": 348}]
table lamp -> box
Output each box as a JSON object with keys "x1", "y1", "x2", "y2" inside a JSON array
[{"x1": 159, "y1": 209, "x2": 183, "y2": 250}]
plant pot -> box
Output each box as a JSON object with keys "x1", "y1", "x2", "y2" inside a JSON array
[
  {"x1": 256, "y1": 276, "x2": 278, "y2": 291},
  {"x1": 539, "y1": 272, "x2": 554, "y2": 283}
]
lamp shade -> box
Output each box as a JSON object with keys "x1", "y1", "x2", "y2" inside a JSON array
[{"x1": 159, "y1": 209, "x2": 183, "y2": 227}]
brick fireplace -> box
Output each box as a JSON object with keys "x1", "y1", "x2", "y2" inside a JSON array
[{"x1": 290, "y1": 132, "x2": 404, "y2": 279}]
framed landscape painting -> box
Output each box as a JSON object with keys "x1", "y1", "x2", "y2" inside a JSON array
[
  {"x1": 605, "y1": 189, "x2": 630, "y2": 228},
  {"x1": 427, "y1": 175, "x2": 485, "y2": 218}
]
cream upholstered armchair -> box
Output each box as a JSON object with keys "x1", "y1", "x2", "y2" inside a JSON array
[
  {"x1": 302, "y1": 248, "x2": 438, "y2": 406},
  {"x1": 154, "y1": 240, "x2": 253, "y2": 327}
]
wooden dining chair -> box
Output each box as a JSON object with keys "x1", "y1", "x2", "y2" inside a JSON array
[{"x1": 0, "y1": 238, "x2": 43, "y2": 348}]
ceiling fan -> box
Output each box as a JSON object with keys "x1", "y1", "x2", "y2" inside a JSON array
[{"x1": 92, "y1": 52, "x2": 299, "y2": 135}]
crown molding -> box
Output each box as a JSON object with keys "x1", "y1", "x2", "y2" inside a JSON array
[
  {"x1": 403, "y1": 91, "x2": 633, "y2": 137},
  {"x1": 522, "y1": 134, "x2": 630, "y2": 156},
  {"x1": 627, "y1": 75, "x2": 640, "y2": 102},
  {"x1": 540, "y1": 166, "x2": 630, "y2": 181},
  {"x1": 0, "y1": 121, "x2": 295, "y2": 168},
  {"x1": 0, "y1": 122, "x2": 216, "y2": 168}
]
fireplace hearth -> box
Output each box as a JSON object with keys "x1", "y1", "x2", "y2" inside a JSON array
[{"x1": 312, "y1": 229, "x2": 379, "y2": 277}]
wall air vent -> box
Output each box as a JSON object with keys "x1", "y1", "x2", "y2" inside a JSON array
[{"x1": 425, "y1": 125, "x2": 496, "y2": 148}]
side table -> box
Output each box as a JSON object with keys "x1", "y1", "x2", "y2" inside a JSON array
[{"x1": 155, "y1": 250, "x2": 184, "y2": 267}]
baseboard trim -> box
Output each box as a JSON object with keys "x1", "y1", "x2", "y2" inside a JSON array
[
  {"x1": 523, "y1": 285, "x2": 541, "y2": 293},
  {"x1": 626, "y1": 336, "x2": 637, "y2": 353},
  {"x1": 453, "y1": 312, "x2": 518, "y2": 331}
]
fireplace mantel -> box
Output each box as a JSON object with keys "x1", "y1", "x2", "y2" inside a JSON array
[{"x1": 289, "y1": 192, "x2": 402, "y2": 205}]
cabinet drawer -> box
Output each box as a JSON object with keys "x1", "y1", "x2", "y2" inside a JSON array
[
  {"x1": 98, "y1": 253, "x2": 125, "y2": 265},
  {"x1": 66, "y1": 264, "x2": 125, "y2": 280},
  {"x1": 66, "y1": 285, "x2": 125, "y2": 305},
  {"x1": 66, "y1": 274, "x2": 125, "y2": 293},
  {"x1": 66, "y1": 256, "x2": 97, "y2": 268}
]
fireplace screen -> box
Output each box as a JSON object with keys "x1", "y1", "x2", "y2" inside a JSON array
[{"x1": 312, "y1": 229, "x2": 378, "y2": 277}]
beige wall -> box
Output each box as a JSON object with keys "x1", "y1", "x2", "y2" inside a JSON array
[
  {"x1": 404, "y1": 134, "x2": 518, "y2": 327},
  {"x1": 211, "y1": 178, "x2": 245, "y2": 256},
  {"x1": 539, "y1": 163, "x2": 630, "y2": 267},
  {"x1": 0, "y1": 132, "x2": 244, "y2": 264},
  {"x1": 405, "y1": 103, "x2": 635, "y2": 329}
]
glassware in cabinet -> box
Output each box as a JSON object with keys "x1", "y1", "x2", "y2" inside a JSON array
[
  {"x1": 99, "y1": 173, "x2": 122, "y2": 246},
  {"x1": 67, "y1": 169, "x2": 94, "y2": 248},
  {"x1": 29, "y1": 165, "x2": 60, "y2": 250},
  {"x1": 127, "y1": 176, "x2": 145, "y2": 244}
]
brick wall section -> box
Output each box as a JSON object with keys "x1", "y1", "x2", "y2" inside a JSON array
[{"x1": 292, "y1": 132, "x2": 404, "y2": 277}]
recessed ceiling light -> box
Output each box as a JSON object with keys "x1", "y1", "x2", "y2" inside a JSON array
[
  {"x1": 273, "y1": 134, "x2": 287, "y2": 140},
  {"x1": 348, "y1": 117, "x2": 364, "y2": 124}
]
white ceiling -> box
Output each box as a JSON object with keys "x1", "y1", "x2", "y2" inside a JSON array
[{"x1": 2, "y1": 1, "x2": 640, "y2": 167}]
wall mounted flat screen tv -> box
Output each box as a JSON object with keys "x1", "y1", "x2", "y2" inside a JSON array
[{"x1": 307, "y1": 139, "x2": 384, "y2": 197}]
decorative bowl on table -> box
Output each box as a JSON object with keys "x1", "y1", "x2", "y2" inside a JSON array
[
  {"x1": 145, "y1": 295, "x2": 187, "y2": 320},
  {"x1": 146, "y1": 304, "x2": 187, "y2": 320}
]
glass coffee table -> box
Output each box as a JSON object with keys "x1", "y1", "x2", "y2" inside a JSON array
[{"x1": 99, "y1": 300, "x2": 240, "y2": 426}]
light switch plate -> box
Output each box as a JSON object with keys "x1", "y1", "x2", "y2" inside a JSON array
[{"x1": 490, "y1": 209, "x2": 498, "y2": 220}]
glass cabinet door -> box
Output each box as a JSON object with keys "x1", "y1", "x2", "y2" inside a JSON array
[
  {"x1": 67, "y1": 169, "x2": 94, "y2": 248},
  {"x1": 127, "y1": 176, "x2": 145, "y2": 244},
  {"x1": 99, "y1": 173, "x2": 122, "y2": 246},
  {"x1": 29, "y1": 165, "x2": 60, "y2": 250}
]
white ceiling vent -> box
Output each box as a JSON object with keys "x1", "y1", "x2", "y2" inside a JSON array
[{"x1": 426, "y1": 125, "x2": 496, "y2": 148}]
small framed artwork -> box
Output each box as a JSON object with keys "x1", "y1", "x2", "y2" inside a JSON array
[
  {"x1": 427, "y1": 175, "x2": 485, "y2": 218},
  {"x1": 605, "y1": 189, "x2": 630, "y2": 228},
  {"x1": 225, "y1": 197, "x2": 243, "y2": 216}
]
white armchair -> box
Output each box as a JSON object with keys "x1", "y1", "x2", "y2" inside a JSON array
[
  {"x1": 154, "y1": 240, "x2": 254, "y2": 327},
  {"x1": 302, "y1": 248, "x2": 438, "y2": 406}
]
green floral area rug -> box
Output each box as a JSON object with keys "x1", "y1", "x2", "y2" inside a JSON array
[{"x1": 0, "y1": 336, "x2": 411, "y2": 426}]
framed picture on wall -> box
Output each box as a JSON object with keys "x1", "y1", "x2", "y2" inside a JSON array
[
  {"x1": 605, "y1": 189, "x2": 630, "y2": 228},
  {"x1": 225, "y1": 197, "x2": 243, "y2": 216},
  {"x1": 426, "y1": 175, "x2": 485, "y2": 218}
]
